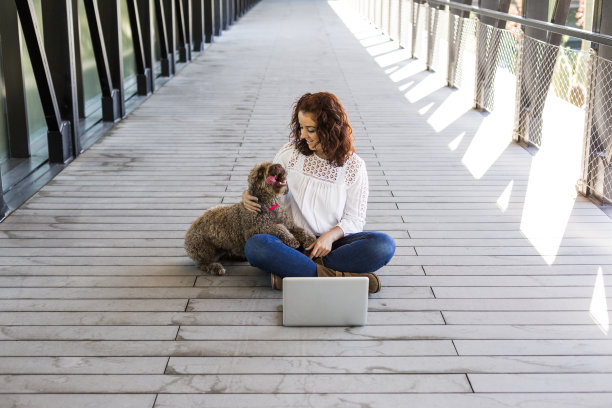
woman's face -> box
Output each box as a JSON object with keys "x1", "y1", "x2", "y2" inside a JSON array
[{"x1": 298, "y1": 111, "x2": 324, "y2": 156}]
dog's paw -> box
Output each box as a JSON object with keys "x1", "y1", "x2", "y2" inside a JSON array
[
  {"x1": 283, "y1": 237, "x2": 300, "y2": 249},
  {"x1": 204, "y1": 262, "x2": 226, "y2": 275}
]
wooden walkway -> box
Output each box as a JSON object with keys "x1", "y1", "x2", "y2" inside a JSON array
[{"x1": 2, "y1": 0, "x2": 612, "y2": 406}]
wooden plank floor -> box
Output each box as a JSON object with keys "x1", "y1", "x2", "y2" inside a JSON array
[{"x1": 2, "y1": 0, "x2": 612, "y2": 406}]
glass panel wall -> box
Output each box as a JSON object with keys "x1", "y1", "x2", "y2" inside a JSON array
[
  {"x1": 22, "y1": 0, "x2": 48, "y2": 161},
  {"x1": 153, "y1": 1, "x2": 162, "y2": 77},
  {"x1": 1, "y1": 0, "x2": 48, "y2": 192},
  {"x1": 121, "y1": 0, "x2": 138, "y2": 98},
  {"x1": 78, "y1": 0, "x2": 102, "y2": 122},
  {"x1": 0, "y1": 40, "x2": 8, "y2": 166}
]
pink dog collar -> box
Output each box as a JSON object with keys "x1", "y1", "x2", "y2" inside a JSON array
[{"x1": 268, "y1": 204, "x2": 279, "y2": 211}]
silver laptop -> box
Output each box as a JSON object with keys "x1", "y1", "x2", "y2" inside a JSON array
[{"x1": 282, "y1": 277, "x2": 369, "y2": 326}]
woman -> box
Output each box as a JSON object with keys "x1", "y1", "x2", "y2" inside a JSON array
[{"x1": 242, "y1": 92, "x2": 395, "y2": 293}]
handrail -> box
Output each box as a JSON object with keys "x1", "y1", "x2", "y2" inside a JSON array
[{"x1": 428, "y1": 0, "x2": 612, "y2": 48}]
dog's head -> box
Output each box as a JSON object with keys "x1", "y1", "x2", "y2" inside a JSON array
[{"x1": 247, "y1": 162, "x2": 288, "y2": 201}]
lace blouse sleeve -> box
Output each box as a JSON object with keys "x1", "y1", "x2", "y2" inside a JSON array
[{"x1": 337, "y1": 157, "x2": 369, "y2": 235}]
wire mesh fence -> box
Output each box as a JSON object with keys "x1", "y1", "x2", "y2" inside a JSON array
[
  {"x1": 584, "y1": 54, "x2": 612, "y2": 203},
  {"x1": 413, "y1": 2, "x2": 428, "y2": 59},
  {"x1": 382, "y1": 0, "x2": 390, "y2": 35},
  {"x1": 474, "y1": 22, "x2": 520, "y2": 112},
  {"x1": 515, "y1": 36, "x2": 589, "y2": 147},
  {"x1": 449, "y1": 13, "x2": 476, "y2": 90},
  {"x1": 389, "y1": 0, "x2": 401, "y2": 41},
  {"x1": 429, "y1": 7, "x2": 449, "y2": 75},
  {"x1": 399, "y1": 0, "x2": 412, "y2": 49},
  {"x1": 345, "y1": 0, "x2": 611, "y2": 203}
]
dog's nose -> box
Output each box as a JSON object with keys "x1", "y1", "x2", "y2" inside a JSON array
[{"x1": 273, "y1": 164, "x2": 283, "y2": 173}]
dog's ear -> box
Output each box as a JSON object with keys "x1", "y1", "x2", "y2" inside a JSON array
[
  {"x1": 247, "y1": 162, "x2": 268, "y2": 188},
  {"x1": 256, "y1": 164, "x2": 267, "y2": 180}
]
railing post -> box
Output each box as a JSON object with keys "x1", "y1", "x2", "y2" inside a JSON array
[
  {"x1": 204, "y1": 0, "x2": 215, "y2": 42},
  {"x1": 473, "y1": 18, "x2": 483, "y2": 110},
  {"x1": 176, "y1": 0, "x2": 191, "y2": 62},
  {"x1": 155, "y1": 0, "x2": 175, "y2": 76},
  {"x1": 83, "y1": 0, "x2": 122, "y2": 121},
  {"x1": 512, "y1": 29, "x2": 525, "y2": 143},
  {"x1": 397, "y1": 0, "x2": 403, "y2": 44},
  {"x1": 42, "y1": 0, "x2": 81, "y2": 157},
  {"x1": 15, "y1": 0, "x2": 74, "y2": 162},
  {"x1": 126, "y1": 0, "x2": 153, "y2": 95},
  {"x1": 387, "y1": 0, "x2": 392, "y2": 35},
  {"x1": 411, "y1": 0, "x2": 419, "y2": 58},
  {"x1": 579, "y1": 48, "x2": 598, "y2": 197},
  {"x1": 426, "y1": 5, "x2": 440, "y2": 71},
  {"x1": 137, "y1": 0, "x2": 156, "y2": 92},
  {"x1": 213, "y1": 0, "x2": 223, "y2": 36},
  {"x1": 192, "y1": 0, "x2": 204, "y2": 51},
  {"x1": 97, "y1": 0, "x2": 126, "y2": 118},
  {"x1": 447, "y1": 6, "x2": 455, "y2": 86}
]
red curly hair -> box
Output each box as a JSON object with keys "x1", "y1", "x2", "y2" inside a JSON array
[{"x1": 290, "y1": 92, "x2": 355, "y2": 167}]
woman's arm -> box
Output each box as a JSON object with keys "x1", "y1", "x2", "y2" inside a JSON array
[
  {"x1": 305, "y1": 226, "x2": 344, "y2": 259},
  {"x1": 242, "y1": 190, "x2": 261, "y2": 213}
]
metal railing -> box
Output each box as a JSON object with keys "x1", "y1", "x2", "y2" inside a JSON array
[{"x1": 345, "y1": 0, "x2": 612, "y2": 204}]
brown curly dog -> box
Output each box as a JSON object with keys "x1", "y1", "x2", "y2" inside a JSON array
[{"x1": 184, "y1": 162, "x2": 316, "y2": 275}]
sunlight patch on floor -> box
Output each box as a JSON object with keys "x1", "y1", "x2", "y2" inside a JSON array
[
  {"x1": 461, "y1": 110, "x2": 513, "y2": 179},
  {"x1": 497, "y1": 180, "x2": 514, "y2": 212},
  {"x1": 590, "y1": 267, "x2": 609, "y2": 335},
  {"x1": 427, "y1": 88, "x2": 473, "y2": 133},
  {"x1": 448, "y1": 132, "x2": 465, "y2": 151},
  {"x1": 519, "y1": 97, "x2": 584, "y2": 264}
]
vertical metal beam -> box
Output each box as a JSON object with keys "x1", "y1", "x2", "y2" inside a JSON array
[
  {"x1": 411, "y1": 0, "x2": 419, "y2": 58},
  {"x1": 98, "y1": 0, "x2": 125, "y2": 118},
  {"x1": 176, "y1": 0, "x2": 191, "y2": 62},
  {"x1": 222, "y1": 0, "x2": 230, "y2": 29},
  {"x1": 213, "y1": 0, "x2": 223, "y2": 36},
  {"x1": 0, "y1": 0, "x2": 29, "y2": 158},
  {"x1": 185, "y1": 0, "x2": 193, "y2": 49},
  {"x1": 72, "y1": 0, "x2": 85, "y2": 120},
  {"x1": 204, "y1": 0, "x2": 215, "y2": 43},
  {"x1": 163, "y1": 0, "x2": 177, "y2": 67},
  {"x1": 155, "y1": 0, "x2": 175, "y2": 76},
  {"x1": 137, "y1": 0, "x2": 156, "y2": 92},
  {"x1": 592, "y1": 0, "x2": 611, "y2": 58},
  {"x1": 82, "y1": 0, "x2": 121, "y2": 121},
  {"x1": 478, "y1": 0, "x2": 510, "y2": 28},
  {"x1": 227, "y1": 0, "x2": 234, "y2": 26},
  {"x1": 42, "y1": 0, "x2": 81, "y2": 157},
  {"x1": 548, "y1": 0, "x2": 571, "y2": 45},
  {"x1": 522, "y1": 0, "x2": 549, "y2": 41},
  {"x1": 14, "y1": 0, "x2": 73, "y2": 163},
  {"x1": 126, "y1": 0, "x2": 152, "y2": 95},
  {"x1": 192, "y1": 0, "x2": 205, "y2": 51}
]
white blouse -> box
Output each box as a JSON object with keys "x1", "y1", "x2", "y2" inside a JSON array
[{"x1": 273, "y1": 142, "x2": 369, "y2": 236}]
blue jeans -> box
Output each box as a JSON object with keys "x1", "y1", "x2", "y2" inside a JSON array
[{"x1": 244, "y1": 231, "x2": 396, "y2": 277}]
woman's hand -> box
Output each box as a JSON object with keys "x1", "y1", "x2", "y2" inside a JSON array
[
  {"x1": 242, "y1": 189, "x2": 261, "y2": 213},
  {"x1": 305, "y1": 227, "x2": 344, "y2": 259}
]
